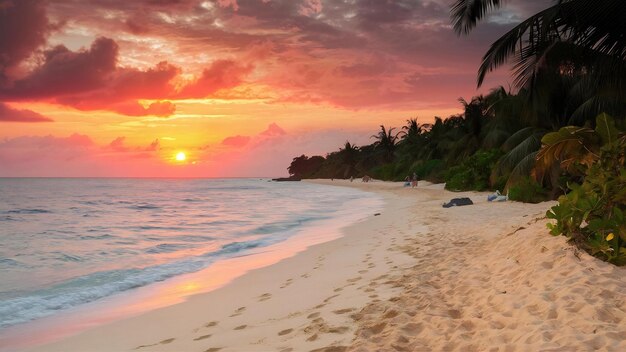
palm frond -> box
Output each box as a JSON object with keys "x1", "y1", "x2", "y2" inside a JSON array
[{"x1": 451, "y1": 0, "x2": 505, "y2": 35}]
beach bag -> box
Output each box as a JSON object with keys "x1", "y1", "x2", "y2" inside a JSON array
[
  {"x1": 442, "y1": 197, "x2": 474, "y2": 208},
  {"x1": 487, "y1": 190, "x2": 501, "y2": 202}
]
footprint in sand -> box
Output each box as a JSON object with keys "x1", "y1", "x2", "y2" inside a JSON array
[
  {"x1": 134, "y1": 338, "x2": 175, "y2": 349},
  {"x1": 280, "y1": 278, "x2": 293, "y2": 289},
  {"x1": 346, "y1": 277, "x2": 361, "y2": 283},
  {"x1": 328, "y1": 326, "x2": 350, "y2": 334},
  {"x1": 194, "y1": 334, "x2": 212, "y2": 341},
  {"x1": 323, "y1": 294, "x2": 339, "y2": 303},
  {"x1": 358, "y1": 270, "x2": 369, "y2": 274},
  {"x1": 234, "y1": 325, "x2": 247, "y2": 330},
  {"x1": 205, "y1": 321, "x2": 218, "y2": 328},
  {"x1": 204, "y1": 348, "x2": 222, "y2": 352},
  {"x1": 230, "y1": 307, "x2": 246, "y2": 317},
  {"x1": 258, "y1": 293, "x2": 272, "y2": 301},
  {"x1": 278, "y1": 328, "x2": 293, "y2": 336},
  {"x1": 333, "y1": 308, "x2": 356, "y2": 315}
]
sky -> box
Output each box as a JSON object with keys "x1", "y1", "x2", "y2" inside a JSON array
[{"x1": 0, "y1": 0, "x2": 545, "y2": 177}]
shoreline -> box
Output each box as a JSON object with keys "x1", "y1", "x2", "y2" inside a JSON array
[
  {"x1": 1, "y1": 181, "x2": 382, "y2": 351},
  {"x1": 19, "y1": 180, "x2": 626, "y2": 351}
]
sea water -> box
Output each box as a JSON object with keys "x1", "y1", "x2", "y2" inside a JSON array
[{"x1": 0, "y1": 178, "x2": 382, "y2": 333}]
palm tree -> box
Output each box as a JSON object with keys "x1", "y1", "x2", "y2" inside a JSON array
[
  {"x1": 371, "y1": 125, "x2": 400, "y2": 162},
  {"x1": 399, "y1": 118, "x2": 425, "y2": 140},
  {"x1": 451, "y1": 0, "x2": 626, "y2": 88},
  {"x1": 338, "y1": 141, "x2": 360, "y2": 177}
]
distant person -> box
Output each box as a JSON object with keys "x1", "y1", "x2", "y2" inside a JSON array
[
  {"x1": 350, "y1": 176, "x2": 354, "y2": 182},
  {"x1": 404, "y1": 175, "x2": 411, "y2": 187},
  {"x1": 411, "y1": 173, "x2": 418, "y2": 188}
]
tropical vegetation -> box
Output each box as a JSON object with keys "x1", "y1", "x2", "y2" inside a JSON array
[{"x1": 286, "y1": 0, "x2": 626, "y2": 264}]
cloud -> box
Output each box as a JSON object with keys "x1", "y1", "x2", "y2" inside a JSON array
[
  {"x1": 299, "y1": 0, "x2": 322, "y2": 17},
  {"x1": 1, "y1": 0, "x2": 550, "y2": 120},
  {"x1": 221, "y1": 135, "x2": 251, "y2": 147},
  {"x1": 260, "y1": 122, "x2": 286, "y2": 136},
  {"x1": 177, "y1": 59, "x2": 254, "y2": 98},
  {"x1": 0, "y1": 0, "x2": 52, "y2": 81},
  {"x1": 0, "y1": 103, "x2": 53, "y2": 122},
  {"x1": 0, "y1": 133, "x2": 168, "y2": 176},
  {"x1": 106, "y1": 136, "x2": 160, "y2": 152},
  {"x1": 0, "y1": 37, "x2": 118, "y2": 99}
]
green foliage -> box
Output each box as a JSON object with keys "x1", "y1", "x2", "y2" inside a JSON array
[
  {"x1": 508, "y1": 177, "x2": 548, "y2": 203},
  {"x1": 370, "y1": 163, "x2": 397, "y2": 181},
  {"x1": 444, "y1": 149, "x2": 503, "y2": 191},
  {"x1": 412, "y1": 159, "x2": 444, "y2": 180},
  {"x1": 544, "y1": 114, "x2": 626, "y2": 265}
]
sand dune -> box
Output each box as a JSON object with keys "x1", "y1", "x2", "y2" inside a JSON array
[{"x1": 26, "y1": 179, "x2": 626, "y2": 352}]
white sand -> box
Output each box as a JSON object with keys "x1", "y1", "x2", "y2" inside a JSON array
[{"x1": 25, "y1": 179, "x2": 626, "y2": 351}]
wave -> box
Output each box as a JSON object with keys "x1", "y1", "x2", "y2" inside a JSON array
[
  {"x1": 4, "y1": 209, "x2": 51, "y2": 214},
  {"x1": 126, "y1": 204, "x2": 160, "y2": 210},
  {"x1": 0, "y1": 236, "x2": 285, "y2": 329},
  {"x1": 145, "y1": 243, "x2": 193, "y2": 254}
]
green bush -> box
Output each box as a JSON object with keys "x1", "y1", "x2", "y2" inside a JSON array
[
  {"x1": 412, "y1": 159, "x2": 443, "y2": 179},
  {"x1": 508, "y1": 177, "x2": 548, "y2": 203},
  {"x1": 544, "y1": 114, "x2": 626, "y2": 265},
  {"x1": 444, "y1": 149, "x2": 503, "y2": 191},
  {"x1": 370, "y1": 163, "x2": 396, "y2": 180}
]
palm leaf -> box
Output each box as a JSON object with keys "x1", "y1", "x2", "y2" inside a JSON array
[{"x1": 451, "y1": 0, "x2": 505, "y2": 35}]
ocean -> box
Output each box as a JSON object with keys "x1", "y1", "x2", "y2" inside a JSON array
[{"x1": 0, "y1": 178, "x2": 382, "y2": 335}]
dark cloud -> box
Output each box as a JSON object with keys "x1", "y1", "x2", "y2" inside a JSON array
[
  {"x1": 0, "y1": 0, "x2": 52, "y2": 81},
  {"x1": 0, "y1": 37, "x2": 118, "y2": 99},
  {"x1": 0, "y1": 102, "x2": 53, "y2": 122}
]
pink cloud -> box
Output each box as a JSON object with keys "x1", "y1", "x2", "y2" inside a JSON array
[
  {"x1": 299, "y1": 0, "x2": 322, "y2": 17},
  {"x1": 260, "y1": 122, "x2": 286, "y2": 137},
  {"x1": 177, "y1": 59, "x2": 254, "y2": 99},
  {"x1": 105, "y1": 137, "x2": 160, "y2": 152},
  {"x1": 0, "y1": 103, "x2": 53, "y2": 122},
  {"x1": 217, "y1": 0, "x2": 239, "y2": 11},
  {"x1": 221, "y1": 135, "x2": 251, "y2": 148},
  {"x1": 0, "y1": 133, "x2": 170, "y2": 177}
]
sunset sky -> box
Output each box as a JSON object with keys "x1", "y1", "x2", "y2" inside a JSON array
[{"x1": 0, "y1": 0, "x2": 544, "y2": 177}]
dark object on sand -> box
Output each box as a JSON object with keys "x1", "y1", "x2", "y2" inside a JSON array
[
  {"x1": 374, "y1": 213, "x2": 381, "y2": 216},
  {"x1": 442, "y1": 197, "x2": 473, "y2": 208},
  {"x1": 272, "y1": 177, "x2": 301, "y2": 182}
]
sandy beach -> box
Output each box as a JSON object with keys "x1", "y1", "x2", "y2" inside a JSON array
[{"x1": 24, "y1": 180, "x2": 626, "y2": 352}]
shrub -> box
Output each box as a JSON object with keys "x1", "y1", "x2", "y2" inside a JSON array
[
  {"x1": 544, "y1": 114, "x2": 626, "y2": 265},
  {"x1": 508, "y1": 177, "x2": 548, "y2": 203},
  {"x1": 370, "y1": 163, "x2": 396, "y2": 180},
  {"x1": 444, "y1": 149, "x2": 503, "y2": 191},
  {"x1": 412, "y1": 159, "x2": 443, "y2": 179}
]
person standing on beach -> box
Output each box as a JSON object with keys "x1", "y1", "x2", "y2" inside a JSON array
[{"x1": 411, "y1": 172, "x2": 418, "y2": 188}]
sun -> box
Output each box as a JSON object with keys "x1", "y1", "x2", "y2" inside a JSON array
[{"x1": 175, "y1": 152, "x2": 186, "y2": 161}]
